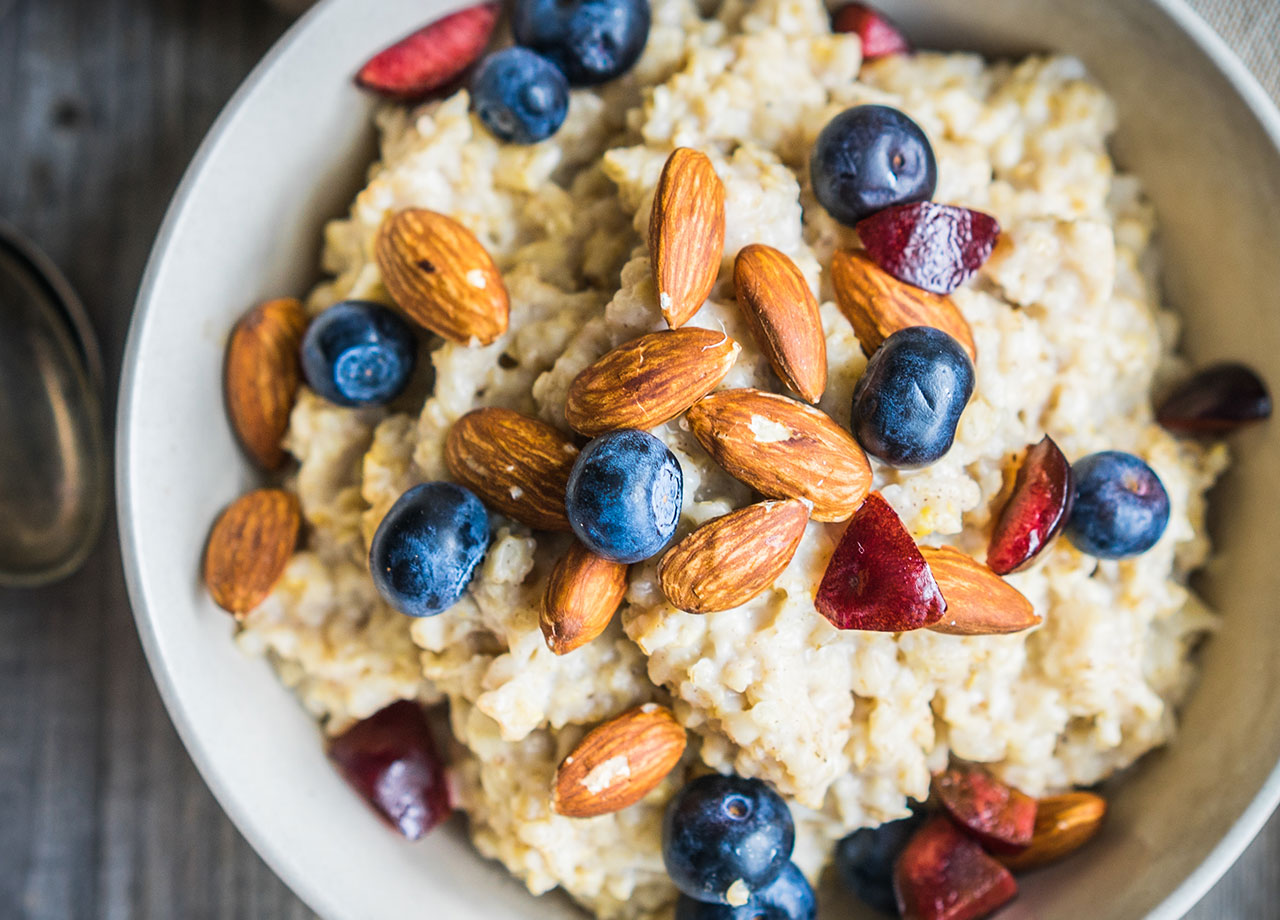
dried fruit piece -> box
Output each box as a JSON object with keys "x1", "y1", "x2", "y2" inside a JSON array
[
  {"x1": 832, "y1": 2, "x2": 911, "y2": 59},
  {"x1": 554, "y1": 704, "x2": 687, "y2": 817},
  {"x1": 999, "y1": 792, "x2": 1107, "y2": 872},
  {"x1": 934, "y1": 763, "x2": 1037, "y2": 854},
  {"x1": 815, "y1": 492, "x2": 945, "y2": 631},
  {"x1": 857, "y1": 202, "x2": 1001, "y2": 295},
  {"x1": 686, "y1": 388, "x2": 872, "y2": 522},
  {"x1": 733, "y1": 244, "x2": 828, "y2": 403},
  {"x1": 328, "y1": 700, "x2": 451, "y2": 840},
  {"x1": 894, "y1": 816, "x2": 1018, "y2": 920},
  {"x1": 565, "y1": 328, "x2": 740, "y2": 436},
  {"x1": 224, "y1": 298, "x2": 307, "y2": 470},
  {"x1": 922, "y1": 546, "x2": 1040, "y2": 636},
  {"x1": 987, "y1": 435, "x2": 1073, "y2": 575},
  {"x1": 649, "y1": 148, "x2": 726, "y2": 328},
  {"x1": 355, "y1": 3, "x2": 501, "y2": 101},
  {"x1": 658, "y1": 499, "x2": 809, "y2": 613},
  {"x1": 1156, "y1": 362, "x2": 1272, "y2": 435},
  {"x1": 541, "y1": 541, "x2": 629, "y2": 654},
  {"x1": 203, "y1": 489, "x2": 301, "y2": 616}
]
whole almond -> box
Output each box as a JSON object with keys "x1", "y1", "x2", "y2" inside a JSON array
[
  {"x1": 686, "y1": 388, "x2": 872, "y2": 522},
  {"x1": 376, "y1": 208, "x2": 509, "y2": 345},
  {"x1": 204, "y1": 489, "x2": 301, "y2": 616},
  {"x1": 541, "y1": 541, "x2": 630, "y2": 654},
  {"x1": 224, "y1": 298, "x2": 307, "y2": 470},
  {"x1": 445, "y1": 408, "x2": 577, "y2": 530},
  {"x1": 649, "y1": 148, "x2": 726, "y2": 328},
  {"x1": 553, "y1": 704, "x2": 687, "y2": 818},
  {"x1": 658, "y1": 500, "x2": 809, "y2": 613},
  {"x1": 565, "y1": 328, "x2": 740, "y2": 436},
  {"x1": 831, "y1": 249, "x2": 977, "y2": 361},
  {"x1": 734, "y1": 244, "x2": 827, "y2": 403},
  {"x1": 923, "y1": 545, "x2": 1040, "y2": 635},
  {"x1": 999, "y1": 792, "x2": 1107, "y2": 872}
]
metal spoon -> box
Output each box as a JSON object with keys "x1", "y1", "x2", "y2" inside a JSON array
[{"x1": 0, "y1": 220, "x2": 107, "y2": 586}]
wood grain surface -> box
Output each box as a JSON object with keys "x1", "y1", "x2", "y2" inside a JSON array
[{"x1": 0, "y1": 1, "x2": 1276, "y2": 918}]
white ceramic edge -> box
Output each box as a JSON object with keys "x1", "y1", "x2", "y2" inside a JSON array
[{"x1": 115, "y1": 2, "x2": 1280, "y2": 919}]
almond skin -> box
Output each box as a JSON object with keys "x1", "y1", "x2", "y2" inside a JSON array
[
  {"x1": 686, "y1": 388, "x2": 872, "y2": 522},
  {"x1": 445, "y1": 408, "x2": 577, "y2": 530},
  {"x1": 376, "y1": 208, "x2": 509, "y2": 345},
  {"x1": 553, "y1": 704, "x2": 687, "y2": 818},
  {"x1": 922, "y1": 545, "x2": 1041, "y2": 635},
  {"x1": 565, "y1": 328, "x2": 740, "y2": 436},
  {"x1": 649, "y1": 148, "x2": 726, "y2": 328},
  {"x1": 541, "y1": 541, "x2": 630, "y2": 654},
  {"x1": 204, "y1": 489, "x2": 301, "y2": 616},
  {"x1": 999, "y1": 792, "x2": 1107, "y2": 872},
  {"x1": 831, "y1": 249, "x2": 977, "y2": 362},
  {"x1": 734, "y1": 244, "x2": 827, "y2": 403},
  {"x1": 224, "y1": 298, "x2": 307, "y2": 470},
  {"x1": 658, "y1": 499, "x2": 809, "y2": 613}
]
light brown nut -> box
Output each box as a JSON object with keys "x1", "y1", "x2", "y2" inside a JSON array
[
  {"x1": 685, "y1": 388, "x2": 872, "y2": 522},
  {"x1": 649, "y1": 148, "x2": 726, "y2": 328},
  {"x1": 224, "y1": 298, "x2": 307, "y2": 470},
  {"x1": 733, "y1": 244, "x2": 827, "y2": 403},
  {"x1": 445, "y1": 408, "x2": 577, "y2": 530},
  {"x1": 831, "y1": 249, "x2": 977, "y2": 361},
  {"x1": 553, "y1": 704, "x2": 687, "y2": 818},
  {"x1": 565, "y1": 328, "x2": 740, "y2": 437},
  {"x1": 658, "y1": 499, "x2": 809, "y2": 613},
  {"x1": 375, "y1": 208, "x2": 509, "y2": 345},
  {"x1": 922, "y1": 545, "x2": 1041, "y2": 635},
  {"x1": 541, "y1": 541, "x2": 630, "y2": 654},
  {"x1": 999, "y1": 792, "x2": 1107, "y2": 872},
  {"x1": 204, "y1": 489, "x2": 301, "y2": 616}
]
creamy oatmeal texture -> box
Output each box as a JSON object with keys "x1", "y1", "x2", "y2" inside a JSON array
[{"x1": 235, "y1": 0, "x2": 1229, "y2": 915}]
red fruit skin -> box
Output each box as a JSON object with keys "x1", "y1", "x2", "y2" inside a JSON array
[
  {"x1": 355, "y1": 3, "x2": 501, "y2": 101},
  {"x1": 815, "y1": 492, "x2": 946, "y2": 631},
  {"x1": 986, "y1": 435, "x2": 1074, "y2": 576},
  {"x1": 894, "y1": 816, "x2": 1019, "y2": 920},
  {"x1": 832, "y1": 3, "x2": 912, "y2": 59},
  {"x1": 934, "y1": 763, "x2": 1037, "y2": 854},
  {"x1": 1156, "y1": 362, "x2": 1272, "y2": 434},
  {"x1": 328, "y1": 700, "x2": 451, "y2": 840},
  {"x1": 857, "y1": 202, "x2": 1001, "y2": 295}
]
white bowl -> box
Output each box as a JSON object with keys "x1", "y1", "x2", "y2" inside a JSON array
[{"x1": 118, "y1": 0, "x2": 1280, "y2": 917}]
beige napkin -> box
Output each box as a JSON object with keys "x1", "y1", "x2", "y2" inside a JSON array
[{"x1": 1188, "y1": 0, "x2": 1280, "y2": 99}]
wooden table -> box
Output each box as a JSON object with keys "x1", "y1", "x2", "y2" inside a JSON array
[{"x1": 0, "y1": 0, "x2": 1276, "y2": 917}]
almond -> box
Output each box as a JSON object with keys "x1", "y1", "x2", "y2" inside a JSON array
[
  {"x1": 553, "y1": 704, "x2": 687, "y2": 818},
  {"x1": 565, "y1": 328, "x2": 740, "y2": 436},
  {"x1": 445, "y1": 408, "x2": 578, "y2": 530},
  {"x1": 376, "y1": 208, "x2": 509, "y2": 345},
  {"x1": 649, "y1": 148, "x2": 726, "y2": 328},
  {"x1": 541, "y1": 541, "x2": 630, "y2": 654},
  {"x1": 204, "y1": 489, "x2": 301, "y2": 616},
  {"x1": 922, "y1": 545, "x2": 1041, "y2": 635},
  {"x1": 658, "y1": 499, "x2": 809, "y2": 613},
  {"x1": 733, "y1": 244, "x2": 827, "y2": 403},
  {"x1": 224, "y1": 298, "x2": 307, "y2": 470},
  {"x1": 831, "y1": 249, "x2": 977, "y2": 362},
  {"x1": 685, "y1": 388, "x2": 872, "y2": 522},
  {"x1": 999, "y1": 792, "x2": 1107, "y2": 872}
]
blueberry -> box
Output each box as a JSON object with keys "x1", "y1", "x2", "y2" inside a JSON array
[
  {"x1": 675, "y1": 863, "x2": 815, "y2": 920},
  {"x1": 810, "y1": 104, "x2": 937, "y2": 226},
  {"x1": 471, "y1": 48, "x2": 569, "y2": 144},
  {"x1": 300, "y1": 301, "x2": 416, "y2": 407},
  {"x1": 565, "y1": 429, "x2": 682, "y2": 564},
  {"x1": 1065, "y1": 451, "x2": 1170, "y2": 559},
  {"x1": 850, "y1": 325, "x2": 975, "y2": 468},
  {"x1": 663, "y1": 774, "x2": 795, "y2": 905},
  {"x1": 369, "y1": 482, "x2": 489, "y2": 617},
  {"x1": 512, "y1": 0, "x2": 650, "y2": 86},
  {"x1": 835, "y1": 812, "x2": 927, "y2": 915}
]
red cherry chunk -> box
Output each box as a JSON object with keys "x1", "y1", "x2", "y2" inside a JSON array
[
  {"x1": 328, "y1": 700, "x2": 451, "y2": 840},
  {"x1": 987, "y1": 435, "x2": 1073, "y2": 575},
  {"x1": 355, "y1": 3, "x2": 500, "y2": 101},
  {"x1": 1156, "y1": 362, "x2": 1271, "y2": 435},
  {"x1": 934, "y1": 763, "x2": 1037, "y2": 854},
  {"x1": 857, "y1": 202, "x2": 1001, "y2": 294},
  {"x1": 832, "y1": 3, "x2": 912, "y2": 59},
  {"x1": 894, "y1": 816, "x2": 1019, "y2": 920}
]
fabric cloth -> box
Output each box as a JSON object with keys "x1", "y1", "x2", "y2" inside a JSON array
[{"x1": 1188, "y1": 0, "x2": 1279, "y2": 99}]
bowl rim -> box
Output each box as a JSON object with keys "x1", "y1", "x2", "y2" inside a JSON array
[{"x1": 116, "y1": 1, "x2": 1280, "y2": 918}]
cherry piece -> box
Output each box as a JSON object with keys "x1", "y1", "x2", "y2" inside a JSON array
[
  {"x1": 857, "y1": 202, "x2": 1001, "y2": 295},
  {"x1": 832, "y1": 2, "x2": 912, "y2": 60},
  {"x1": 1156, "y1": 363, "x2": 1271, "y2": 435},
  {"x1": 986, "y1": 435, "x2": 1073, "y2": 575},
  {"x1": 355, "y1": 3, "x2": 500, "y2": 101},
  {"x1": 894, "y1": 816, "x2": 1019, "y2": 920},
  {"x1": 934, "y1": 763, "x2": 1037, "y2": 854}
]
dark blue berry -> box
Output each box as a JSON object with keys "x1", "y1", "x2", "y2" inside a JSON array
[
  {"x1": 1065, "y1": 451, "x2": 1170, "y2": 559},
  {"x1": 810, "y1": 104, "x2": 937, "y2": 226},
  {"x1": 512, "y1": 0, "x2": 650, "y2": 86},
  {"x1": 835, "y1": 811, "x2": 927, "y2": 915},
  {"x1": 565, "y1": 429, "x2": 682, "y2": 564},
  {"x1": 663, "y1": 774, "x2": 795, "y2": 905},
  {"x1": 850, "y1": 325, "x2": 975, "y2": 468},
  {"x1": 300, "y1": 301, "x2": 416, "y2": 407},
  {"x1": 675, "y1": 862, "x2": 815, "y2": 920},
  {"x1": 369, "y1": 482, "x2": 489, "y2": 617},
  {"x1": 471, "y1": 48, "x2": 569, "y2": 144}
]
